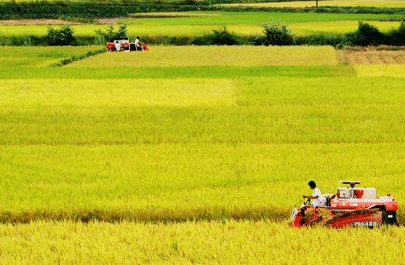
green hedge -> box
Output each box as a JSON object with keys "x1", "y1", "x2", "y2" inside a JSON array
[
  {"x1": 0, "y1": 1, "x2": 214, "y2": 19},
  {"x1": 1, "y1": 1, "x2": 405, "y2": 19},
  {"x1": 1, "y1": 21, "x2": 405, "y2": 47}
]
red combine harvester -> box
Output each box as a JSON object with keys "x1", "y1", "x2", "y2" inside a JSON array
[
  {"x1": 106, "y1": 37, "x2": 149, "y2": 52},
  {"x1": 291, "y1": 181, "x2": 398, "y2": 228}
]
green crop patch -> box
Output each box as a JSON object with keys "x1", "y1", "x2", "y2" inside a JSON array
[
  {"x1": 1, "y1": 41, "x2": 405, "y2": 263},
  {"x1": 0, "y1": 79, "x2": 236, "y2": 107}
]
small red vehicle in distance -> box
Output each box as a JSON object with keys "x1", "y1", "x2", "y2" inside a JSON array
[{"x1": 106, "y1": 36, "x2": 149, "y2": 52}]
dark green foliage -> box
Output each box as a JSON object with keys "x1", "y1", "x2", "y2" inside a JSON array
[
  {"x1": 387, "y1": 21, "x2": 405, "y2": 46},
  {"x1": 248, "y1": 34, "x2": 266, "y2": 46},
  {"x1": 3, "y1": 20, "x2": 405, "y2": 47},
  {"x1": 95, "y1": 24, "x2": 128, "y2": 44},
  {"x1": 347, "y1": 21, "x2": 387, "y2": 46},
  {"x1": 0, "y1": 1, "x2": 210, "y2": 19},
  {"x1": 0, "y1": 35, "x2": 44, "y2": 46},
  {"x1": 218, "y1": 5, "x2": 405, "y2": 15},
  {"x1": 193, "y1": 27, "x2": 244, "y2": 45},
  {"x1": 261, "y1": 23, "x2": 295, "y2": 46},
  {"x1": 296, "y1": 33, "x2": 346, "y2": 47},
  {"x1": 46, "y1": 25, "x2": 77, "y2": 46},
  {"x1": 1, "y1": 1, "x2": 405, "y2": 19},
  {"x1": 53, "y1": 49, "x2": 107, "y2": 67}
]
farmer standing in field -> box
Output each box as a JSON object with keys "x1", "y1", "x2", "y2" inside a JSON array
[
  {"x1": 114, "y1": 40, "x2": 121, "y2": 51},
  {"x1": 303, "y1": 180, "x2": 325, "y2": 207}
]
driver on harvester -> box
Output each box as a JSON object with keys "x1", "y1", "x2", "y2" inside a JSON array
[{"x1": 303, "y1": 180, "x2": 326, "y2": 207}]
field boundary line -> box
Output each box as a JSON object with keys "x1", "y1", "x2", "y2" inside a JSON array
[{"x1": 51, "y1": 48, "x2": 106, "y2": 67}]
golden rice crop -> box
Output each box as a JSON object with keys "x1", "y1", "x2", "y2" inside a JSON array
[
  {"x1": 1, "y1": 44, "x2": 405, "y2": 264},
  {"x1": 354, "y1": 65, "x2": 405, "y2": 77},
  {"x1": 69, "y1": 46, "x2": 339, "y2": 67},
  {"x1": 0, "y1": 78, "x2": 236, "y2": 107},
  {"x1": 0, "y1": 220, "x2": 404, "y2": 264}
]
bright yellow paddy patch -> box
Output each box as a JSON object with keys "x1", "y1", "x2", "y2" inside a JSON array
[
  {"x1": 0, "y1": 79, "x2": 236, "y2": 107},
  {"x1": 0, "y1": 221, "x2": 405, "y2": 264},
  {"x1": 354, "y1": 65, "x2": 405, "y2": 77},
  {"x1": 70, "y1": 46, "x2": 339, "y2": 67}
]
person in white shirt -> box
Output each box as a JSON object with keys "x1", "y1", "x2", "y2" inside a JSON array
[
  {"x1": 135, "y1": 36, "x2": 143, "y2": 51},
  {"x1": 114, "y1": 40, "x2": 121, "y2": 51},
  {"x1": 303, "y1": 180, "x2": 325, "y2": 207}
]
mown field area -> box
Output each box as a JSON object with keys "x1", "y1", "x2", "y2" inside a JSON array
[{"x1": 0, "y1": 44, "x2": 405, "y2": 263}]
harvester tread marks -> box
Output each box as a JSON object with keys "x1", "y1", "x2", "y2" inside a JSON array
[{"x1": 322, "y1": 208, "x2": 379, "y2": 227}]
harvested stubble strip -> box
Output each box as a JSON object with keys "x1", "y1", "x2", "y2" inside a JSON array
[{"x1": 0, "y1": 207, "x2": 288, "y2": 224}]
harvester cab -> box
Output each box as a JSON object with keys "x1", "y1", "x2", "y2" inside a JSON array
[{"x1": 291, "y1": 180, "x2": 399, "y2": 228}]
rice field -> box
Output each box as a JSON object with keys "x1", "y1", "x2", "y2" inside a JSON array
[
  {"x1": 70, "y1": 46, "x2": 340, "y2": 67},
  {"x1": 0, "y1": 11, "x2": 403, "y2": 38},
  {"x1": 1, "y1": 45, "x2": 405, "y2": 263},
  {"x1": 220, "y1": 0, "x2": 405, "y2": 8},
  {"x1": 1, "y1": 221, "x2": 405, "y2": 264}
]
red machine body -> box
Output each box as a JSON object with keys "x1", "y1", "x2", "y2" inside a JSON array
[
  {"x1": 291, "y1": 181, "x2": 398, "y2": 228},
  {"x1": 106, "y1": 37, "x2": 149, "y2": 52}
]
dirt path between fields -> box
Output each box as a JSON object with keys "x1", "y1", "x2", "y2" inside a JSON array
[
  {"x1": 0, "y1": 19, "x2": 82, "y2": 25},
  {"x1": 0, "y1": 18, "x2": 120, "y2": 25}
]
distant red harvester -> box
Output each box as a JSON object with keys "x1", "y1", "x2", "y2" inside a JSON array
[
  {"x1": 106, "y1": 37, "x2": 149, "y2": 52},
  {"x1": 291, "y1": 181, "x2": 398, "y2": 228}
]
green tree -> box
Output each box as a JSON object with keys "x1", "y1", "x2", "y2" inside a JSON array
[
  {"x1": 262, "y1": 23, "x2": 295, "y2": 46},
  {"x1": 46, "y1": 25, "x2": 76, "y2": 46},
  {"x1": 95, "y1": 24, "x2": 128, "y2": 44}
]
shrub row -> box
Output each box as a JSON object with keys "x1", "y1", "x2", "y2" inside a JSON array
[
  {"x1": 219, "y1": 6, "x2": 405, "y2": 15},
  {"x1": 0, "y1": 1, "x2": 214, "y2": 19},
  {"x1": 53, "y1": 49, "x2": 107, "y2": 67},
  {"x1": 1, "y1": 21, "x2": 405, "y2": 47},
  {"x1": 1, "y1": 1, "x2": 405, "y2": 19}
]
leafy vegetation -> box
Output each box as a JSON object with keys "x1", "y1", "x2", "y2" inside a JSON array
[
  {"x1": 192, "y1": 26, "x2": 245, "y2": 45},
  {"x1": 46, "y1": 24, "x2": 77, "y2": 46},
  {"x1": 1, "y1": 11, "x2": 404, "y2": 47},
  {"x1": 261, "y1": 23, "x2": 296, "y2": 45},
  {"x1": 95, "y1": 24, "x2": 128, "y2": 43}
]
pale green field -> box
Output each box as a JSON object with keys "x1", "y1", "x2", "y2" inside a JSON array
[
  {"x1": 290, "y1": 20, "x2": 401, "y2": 35},
  {"x1": 1, "y1": 46, "x2": 405, "y2": 218},
  {"x1": 1, "y1": 46, "x2": 405, "y2": 263},
  {"x1": 0, "y1": 11, "x2": 403, "y2": 38},
  {"x1": 221, "y1": 0, "x2": 405, "y2": 8},
  {"x1": 0, "y1": 21, "x2": 398, "y2": 37}
]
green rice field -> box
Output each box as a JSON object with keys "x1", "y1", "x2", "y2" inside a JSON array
[
  {"x1": 1, "y1": 45, "x2": 405, "y2": 263},
  {"x1": 0, "y1": 11, "x2": 404, "y2": 38},
  {"x1": 221, "y1": 0, "x2": 405, "y2": 8}
]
